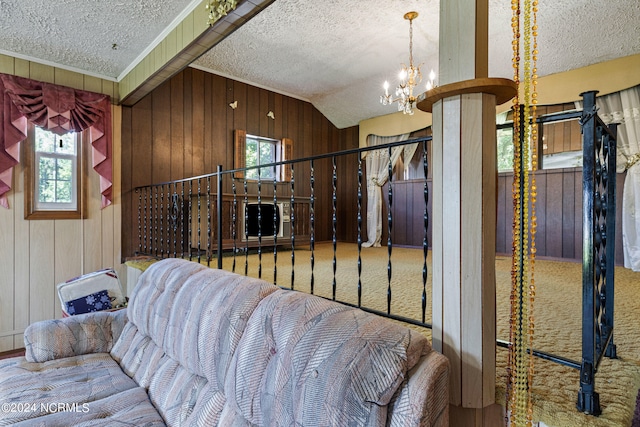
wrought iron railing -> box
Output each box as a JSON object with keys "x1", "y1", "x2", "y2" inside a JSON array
[
  {"x1": 576, "y1": 90, "x2": 618, "y2": 415},
  {"x1": 134, "y1": 136, "x2": 433, "y2": 326},
  {"x1": 134, "y1": 90, "x2": 618, "y2": 415}
]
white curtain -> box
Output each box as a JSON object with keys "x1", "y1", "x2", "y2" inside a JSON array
[
  {"x1": 362, "y1": 133, "x2": 414, "y2": 247},
  {"x1": 577, "y1": 85, "x2": 640, "y2": 270}
]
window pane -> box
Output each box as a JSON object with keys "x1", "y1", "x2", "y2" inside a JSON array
[
  {"x1": 35, "y1": 127, "x2": 76, "y2": 155},
  {"x1": 245, "y1": 139, "x2": 259, "y2": 179},
  {"x1": 57, "y1": 134, "x2": 75, "y2": 155},
  {"x1": 35, "y1": 129, "x2": 55, "y2": 153},
  {"x1": 497, "y1": 128, "x2": 514, "y2": 172},
  {"x1": 56, "y1": 158, "x2": 73, "y2": 181},
  {"x1": 39, "y1": 180, "x2": 56, "y2": 203},
  {"x1": 56, "y1": 180, "x2": 72, "y2": 203},
  {"x1": 39, "y1": 157, "x2": 56, "y2": 181}
]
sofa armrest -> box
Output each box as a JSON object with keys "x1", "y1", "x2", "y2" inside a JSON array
[
  {"x1": 24, "y1": 309, "x2": 128, "y2": 363},
  {"x1": 388, "y1": 349, "x2": 450, "y2": 427}
]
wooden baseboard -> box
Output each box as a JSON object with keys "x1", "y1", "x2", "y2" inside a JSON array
[{"x1": 0, "y1": 348, "x2": 25, "y2": 360}]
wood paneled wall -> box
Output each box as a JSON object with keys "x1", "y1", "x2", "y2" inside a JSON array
[
  {"x1": 120, "y1": 67, "x2": 626, "y2": 267},
  {"x1": 0, "y1": 56, "x2": 122, "y2": 352},
  {"x1": 496, "y1": 169, "x2": 626, "y2": 263},
  {"x1": 121, "y1": 67, "x2": 360, "y2": 258}
]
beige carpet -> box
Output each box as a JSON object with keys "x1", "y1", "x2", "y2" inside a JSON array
[{"x1": 212, "y1": 242, "x2": 640, "y2": 427}]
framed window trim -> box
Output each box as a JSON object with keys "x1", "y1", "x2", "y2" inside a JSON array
[
  {"x1": 24, "y1": 125, "x2": 87, "y2": 220},
  {"x1": 234, "y1": 129, "x2": 293, "y2": 182}
]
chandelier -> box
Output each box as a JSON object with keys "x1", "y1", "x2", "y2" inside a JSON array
[{"x1": 380, "y1": 11, "x2": 436, "y2": 115}]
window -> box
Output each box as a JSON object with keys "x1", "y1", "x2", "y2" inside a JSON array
[
  {"x1": 24, "y1": 126, "x2": 84, "y2": 219},
  {"x1": 245, "y1": 135, "x2": 278, "y2": 180},
  {"x1": 234, "y1": 130, "x2": 292, "y2": 181},
  {"x1": 497, "y1": 126, "x2": 515, "y2": 172}
]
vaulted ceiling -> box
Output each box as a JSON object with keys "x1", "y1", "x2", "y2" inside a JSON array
[{"x1": 1, "y1": 0, "x2": 638, "y2": 128}]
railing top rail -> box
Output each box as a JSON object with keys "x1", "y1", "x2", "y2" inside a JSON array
[{"x1": 134, "y1": 135, "x2": 432, "y2": 191}]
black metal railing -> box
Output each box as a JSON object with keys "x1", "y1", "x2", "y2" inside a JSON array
[
  {"x1": 576, "y1": 90, "x2": 618, "y2": 415},
  {"x1": 134, "y1": 90, "x2": 618, "y2": 415}
]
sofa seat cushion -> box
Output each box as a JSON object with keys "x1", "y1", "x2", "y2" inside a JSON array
[
  {"x1": 0, "y1": 354, "x2": 164, "y2": 426},
  {"x1": 221, "y1": 289, "x2": 431, "y2": 427}
]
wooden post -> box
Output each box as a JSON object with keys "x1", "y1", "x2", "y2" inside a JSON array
[{"x1": 417, "y1": 0, "x2": 516, "y2": 423}]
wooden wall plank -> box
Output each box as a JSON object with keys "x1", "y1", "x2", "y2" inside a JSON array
[
  {"x1": 83, "y1": 143, "x2": 103, "y2": 273},
  {"x1": 259, "y1": 88, "x2": 269, "y2": 137},
  {"x1": 54, "y1": 68, "x2": 83, "y2": 90},
  {"x1": 183, "y1": 69, "x2": 194, "y2": 178},
  {"x1": 13, "y1": 163, "x2": 29, "y2": 348},
  {"x1": 211, "y1": 75, "x2": 227, "y2": 187},
  {"x1": 54, "y1": 221, "x2": 83, "y2": 318},
  {"x1": 393, "y1": 182, "x2": 407, "y2": 244},
  {"x1": 562, "y1": 170, "x2": 576, "y2": 258},
  {"x1": 246, "y1": 85, "x2": 260, "y2": 136},
  {"x1": 192, "y1": 69, "x2": 205, "y2": 176},
  {"x1": 121, "y1": 104, "x2": 134, "y2": 255},
  {"x1": 152, "y1": 81, "x2": 172, "y2": 184},
  {"x1": 170, "y1": 72, "x2": 185, "y2": 181},
  {"x1": 29, "y1": 62, "x2": 54, "y2": 84},
  {"x1": 29, "y1": 221, "x2": 55, "y2": 323},
  {"x1": 535, "y1": 172, "x2": 547, "y2": 257},
  {"x1": 203, "y1": 73, "x2": 213, "y2": 173},
  {"x1": 0, "y1": 54, "x2": 15, "y2": 74},
  {"x1": 545, "y1": 171, "x2": 564, "y2": 258},
  {"x1": 0, "y1": 175, "x2": 15, "y2": 351}
]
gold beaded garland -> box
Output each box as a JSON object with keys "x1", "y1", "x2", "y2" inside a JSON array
[{"x1": 506, "y1": 0, "x2": 538, "y2": 424}]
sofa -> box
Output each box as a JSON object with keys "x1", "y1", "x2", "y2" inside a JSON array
[{"x1": 0, "y1": 258, "x2": 449, "y2": 426}]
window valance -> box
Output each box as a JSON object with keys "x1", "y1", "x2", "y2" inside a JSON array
[{"x1": 0, "y1": 73, "x2": 112, "y2": 209}]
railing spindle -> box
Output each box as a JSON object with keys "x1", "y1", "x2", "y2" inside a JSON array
[
  {"x1": 244, "y1": 178, "x2": 249, "y2": 275},
  {"x1": 332, "y1": 155, "x2": 337, "y2": 301},
  {"x1": 232, "y1": 178, "x2": 237, "y2": 273},
  {"x1": 188, "y1": 180, "x2": 193, "y2": 261},
  {"x1": 197, "y1": 178, "x2": 202, "y2": 264},
  {"x1": 387, "y1": 146, "x2": 393, "y2": 315},
  {"x1": 257, "y1": 168, "x2": 262, "y2": 279},
  {"x1": 143, "y1": 188, "x2": 148, "y2": 254},
  {"x1": 310, "y1": 159, "x2": 315, "y2": 295},
  {"x1": 422, "y1": 139, "x2": 429, "y2": 323},
  {"x1": 137, "y1": 189, "x2": 142, "y2": 254},
  {"x1": 357, "y1": 153, "x2": 363, "y2": 308},
  {"x1": 273, "y1": 165, "x2": 278, "y2": 285},
  {"x1": 153, "y1": 186, "x2": 158, "y2": 257},
  {"x1": 207, "y1": 175, "x2": 211, "y2": 267},
  {"x1": 290, "y1": 163, "x2": 295, "y2": 290},
  {"x1": 180, "y1": 182, "x2": 185, "y2": 258}
]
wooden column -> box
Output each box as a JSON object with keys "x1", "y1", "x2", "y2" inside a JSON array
[{"x1": 418, "y1": 0, "x2": 516, "y2": 423}]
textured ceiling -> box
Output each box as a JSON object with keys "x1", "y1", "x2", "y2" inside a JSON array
[
  {"x1": 0, "y1": 0, "x2": 639, "y2": 128},
  {"x1": 0, "y1": 0, "x2": 195, "y2": 78}
]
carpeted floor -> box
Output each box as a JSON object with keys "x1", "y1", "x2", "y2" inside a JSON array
[{"x1": 212, "y1": 242, "x2": 640, "y2": 427}]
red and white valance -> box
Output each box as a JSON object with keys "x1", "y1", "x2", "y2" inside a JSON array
[{"x1": 0, "y1": 73, "x2": 112, "y2": 209}]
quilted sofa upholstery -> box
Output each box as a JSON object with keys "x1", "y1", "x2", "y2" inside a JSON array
[{"x1": 0, "y1": 258, "x2": 449, "y2": 426}]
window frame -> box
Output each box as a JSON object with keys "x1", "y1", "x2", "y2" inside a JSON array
[{"x1": 24, "y1": 125, "x2": 86, "y2": 220}]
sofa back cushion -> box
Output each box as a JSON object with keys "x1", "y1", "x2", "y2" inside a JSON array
[
  {"x1": 220, "y1": 289, "x2": 430, "y2": 426},
  {"x1": 111, "y1": 259, "x2": 278, "y2": 426}
]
